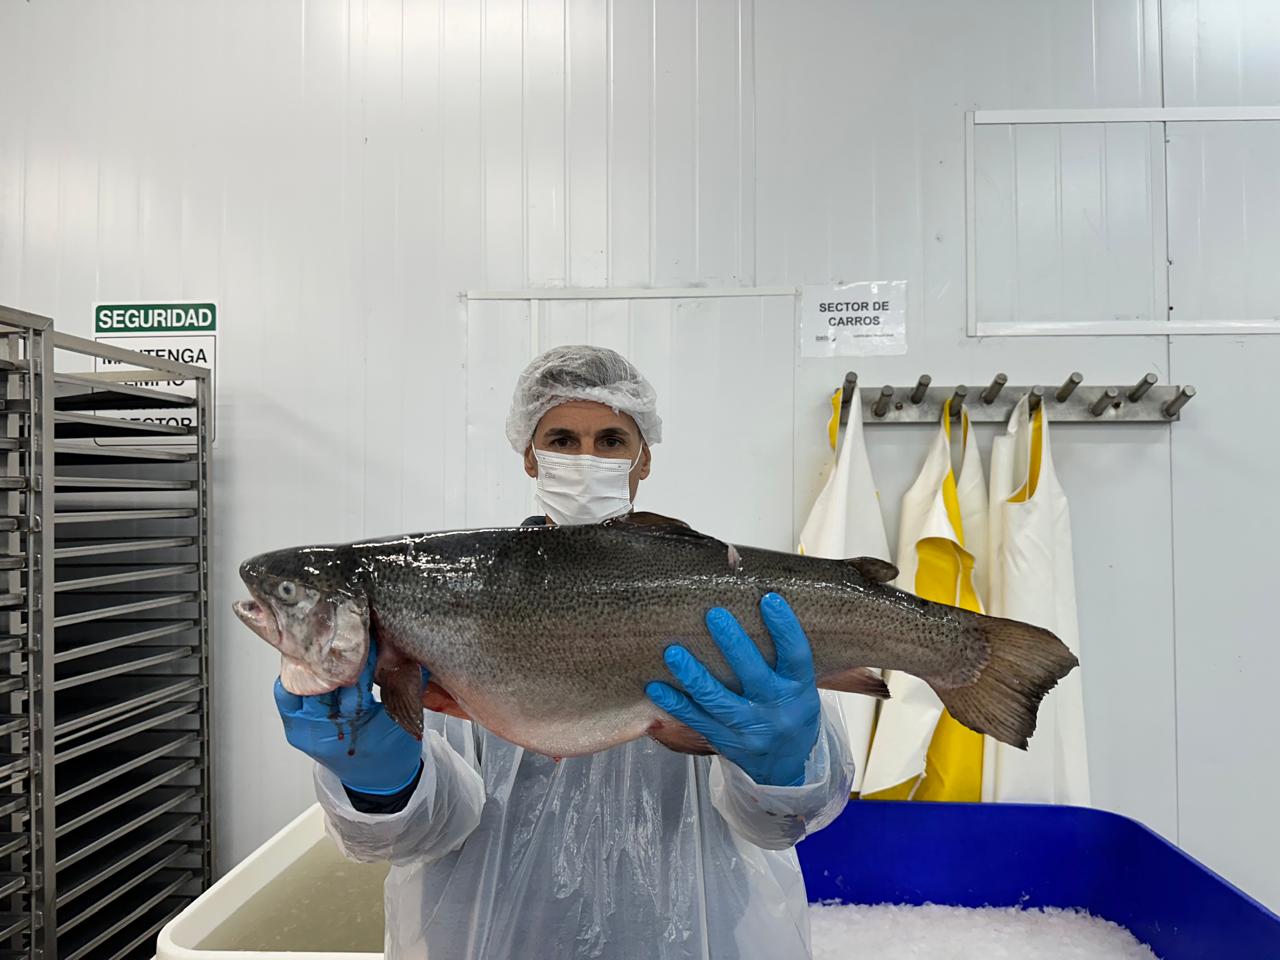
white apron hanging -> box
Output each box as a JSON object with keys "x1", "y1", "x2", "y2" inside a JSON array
[
  {"x1": 861, "y1": 402, "x2": 986, "y2": 800},
  {"x1": 982, "y1": 395, "x2": 1090, "y2": 804},
  {"x1": 798, "y1": 385, "x2": 891, "y2": 793}
]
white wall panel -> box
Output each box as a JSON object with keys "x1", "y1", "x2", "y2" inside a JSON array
[
  {"x1": 606, "y1": 0, "x2": 655, "y2": 286},
  {"x1": 1168, "y1": 335, "x2": 1280, "y2": 908},
  {"x1": 1167, "y1": 121, "x2": 1280, "y2": 322},
  {"x1": 974, "y1": 122, "x2": 1165, "y2": 326},
  {"x1": 1163, "y1": 0, "x2": 1280, "y2": 107},
  {"x1": 566, "y1": 0, "x2": 609, "y2": 286},
  {"x1": 526, "y1": 0, "x2": 568, "y2": 286}
]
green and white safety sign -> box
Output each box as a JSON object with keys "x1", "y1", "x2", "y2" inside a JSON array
[
  {"x1": 92, "y1": 301, "x2": 218, "y2": 445},
  {"x1": 95, "y1": 302, "x2": 217, "y2": 333}
]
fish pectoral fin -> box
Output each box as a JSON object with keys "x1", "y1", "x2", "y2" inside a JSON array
[
  {"x1": 373, "y1": 644, "x2": 426, "y2": 741},
  {"x1": 845, "y1": 557, "x2": 900, "y2": 583},
  {"x1": 817, "y1": 667, "x2": 891, "y2": 699}
]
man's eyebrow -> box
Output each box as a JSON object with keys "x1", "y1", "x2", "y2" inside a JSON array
[
  {"x1": 543, "y1": 427, "x2": 580, "y2": 438},
  {"x1": 594, "y1": 426, "x2": 632, "y2": 439}
]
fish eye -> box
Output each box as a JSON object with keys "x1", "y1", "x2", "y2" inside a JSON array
[{"x1": 276, "y1": 581, "x2": 298, "y2": 603}]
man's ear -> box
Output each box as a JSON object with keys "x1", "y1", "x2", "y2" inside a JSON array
[
  {"x1": 638, "y1": 444, "x2": 651, "y2": 480},
  {"x1": 523, "y1": 444, "x2": 538, "y2": 479}
]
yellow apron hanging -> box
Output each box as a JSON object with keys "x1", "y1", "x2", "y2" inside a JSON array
[
  {"x1": 982, "y1": 395, "x2": 1089, "y2": 803},
  {"x1": 861, "y1": 400, "x2": 986, "y2": 800},
  {"x1": 798, "y1": 384, "x2": 891, "y2": 794}
]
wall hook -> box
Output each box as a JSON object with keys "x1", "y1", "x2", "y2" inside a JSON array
[
  {"x1": 872, "y1": 385, "x2": 894, "y2": 419},
  {"x1": 1163, "y1": 385, "x2": 1196, "y2": 418},
  {"x1": 1056, "y1": 372, "x2": 1083, "y2": 403},
  {"x1": 1028, "y1": 385, "x2": 1045, "y2": 414},
  {"x1": 981, "y1": 373, "x2": 1008, "y2": 404},
  {"x1": 1128, "y1": 373, "x2": 1158, "y2": 402},
  {"x1": 1089, "y1": 387, "x2": 1120, "y2": 417},
  {"x1": 910, "y1": 375, "x2": 931, "y2": 404},
  {"x1": 950, "y1": 385, "x2": 968, "y2": 418}
]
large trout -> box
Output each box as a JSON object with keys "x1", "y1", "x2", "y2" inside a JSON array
[{"x1": 233, "y1": 512, "x2": 1077, "y2": 757}]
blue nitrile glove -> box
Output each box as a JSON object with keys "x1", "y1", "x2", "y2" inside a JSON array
[
  {"x1": 273, "y1": 642, "x2": 424, "y2": 796},
  {"x1": 646, "y1": 592, "x2": 822, "y2": 787}
]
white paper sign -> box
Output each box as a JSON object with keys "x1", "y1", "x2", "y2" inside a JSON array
[
  {"x1": 92, "y1": 333, "x2": 216, "y2": 444},
  {"x1": 800, "y1": 281, "x2": 908, "y2": 357}
]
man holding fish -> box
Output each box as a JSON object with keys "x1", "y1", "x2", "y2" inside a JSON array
[{"x1": 241, "y1": 345, "x2": 1075, "y2": 959}]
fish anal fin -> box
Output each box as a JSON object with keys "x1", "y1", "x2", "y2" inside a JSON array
[
  {"x1": 647, "y1": 719, "x2": 717, "y2": 756},
  {"x1": 846, "y1": 557, "x2": 899, "y2": 583},
  {"x1": 818, "y1": 667, "x2": 890, "y2": 699},
  {"x1": 421, "y1": 680, "x2": 471, "y2": 720},
  {"x1": 374, "y1": 643, "x2": 426, "y2": 740}
]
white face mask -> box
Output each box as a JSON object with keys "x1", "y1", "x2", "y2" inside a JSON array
[{"x1": 532, "y1": 449, "x2": 639, "y2": 525}]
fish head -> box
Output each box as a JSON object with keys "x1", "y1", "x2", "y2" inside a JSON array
[{"x1": 233, "y1": 546, "x2": 370, "y2": 695}]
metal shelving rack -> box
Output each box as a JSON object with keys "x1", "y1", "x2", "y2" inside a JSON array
[{"x1": 0, "y1": 306, "x2": 212, "y2": 960}]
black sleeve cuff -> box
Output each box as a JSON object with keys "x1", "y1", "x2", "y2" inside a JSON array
[{"x1": 343, "y1": 760, "x2": 425, "y2": 815}]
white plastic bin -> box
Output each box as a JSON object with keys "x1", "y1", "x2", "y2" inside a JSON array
[{"x1": 155, "y1": 804, "x2": 388, "y2": 959}]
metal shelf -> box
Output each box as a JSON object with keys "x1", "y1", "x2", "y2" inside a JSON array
[
  {"x1": 55, "y1": 562, "x2": 197, "y2": 592},
  {"x1": 56, "y1": 766, "x2": 197, "y2": 836},
  {"x1": 57, "y1": 853, "x2": 189, "y2": 935},
  {"x1": 59, "y1": 874, "x2": 193, "y2": 960},
  {"x1": 54, "y1": 443, "x2": 195, "y2": 465},
  {"x1": 54, "y1": 536, "x2": 196, "y2": 559},
  {"x1": 54, "y1": 508, "x2": 196, "y2": 526},
  {"x1": 55, "y1": 476, "x2": 194, "y2": 490},
  {"x1": 55, "y1": 732, "x2": 198, "y2": 802},
  {"x1": 56, "y1": 788, "x2": 199, "y2": 871},
  {"x1": 0, "y1": 757, "x2": 29, "y2": 784},
  {"x1": 54, "y1": 411, "x2": 194, "y2": 439},
  {"x1": 54, "y1": 644, "x2": 197, "y2": 691},
  {"x1": 53, "y1": 374, "x2": 194, "y2": 411},
  {"x1": 0, "y1": 305, "x2": 212, "y2": 958},
  {"x1": 56, "y1": 700, "x2": 199, "y2": 761},
  {"x1": 54, "y1": 619, "x2": 196, "y2": 663},
  {"x1": 56, "y1": 816, "x2": 199, "y2": 908},
  {"x1": 54, "y1": 591, "x2": 197, "y2": 628}
]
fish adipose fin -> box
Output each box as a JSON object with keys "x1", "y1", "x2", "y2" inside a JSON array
[
  {"x1": 845, "y1": 557, "x2": 899, "y2": 583},
  {"x1": 374, "y1": 643, "x2": 427, "y2": 740},
  {"x1": 932, "y1": 614, "x2": 1079, "y2": 750},
  {"x1": 817, "y1": 667, "x2": 890, "y2": 699}
]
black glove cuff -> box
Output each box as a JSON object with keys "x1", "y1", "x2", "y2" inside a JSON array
[{"x1": 343, "y1": 760, "x2": 425, "y2": 815}]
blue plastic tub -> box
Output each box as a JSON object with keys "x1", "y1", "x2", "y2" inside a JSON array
[{"x1": 796, "y1": 800, "x2": 1280, "y2": 959}]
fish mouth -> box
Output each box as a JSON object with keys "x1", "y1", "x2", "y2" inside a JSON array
[{"x1": 233, "y1": 597, "x2": 282, "y2": 649}]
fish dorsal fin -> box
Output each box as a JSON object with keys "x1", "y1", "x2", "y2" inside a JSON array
[
  {"x1": 605, "y1": 512, "x2": 720, "y2": 542},
  {"x1": 847, "y1": 557, "x2": 899, "y2": 582}
]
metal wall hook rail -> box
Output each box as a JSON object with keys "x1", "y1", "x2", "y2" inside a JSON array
[{"x1": 837, "y1": 371, "x2": 1197, "y2": 425}]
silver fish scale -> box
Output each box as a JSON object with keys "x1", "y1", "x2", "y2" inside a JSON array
[{"x1": 348, "y1": 524, "x2": 983, "y2": 722}]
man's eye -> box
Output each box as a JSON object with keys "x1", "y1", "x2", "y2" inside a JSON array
[
  {"x1": 600, "y1": 437, "x2": 623, "y2": 449},
  {"x1": 550, "y1": 437, "x2": 574, "y2": 448}
]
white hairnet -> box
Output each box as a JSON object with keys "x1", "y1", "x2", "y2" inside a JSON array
[{"x1": 505, "y1": 345, "x2": 662, "y2": 452}]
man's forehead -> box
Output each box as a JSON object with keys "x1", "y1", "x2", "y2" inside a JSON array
[{"x1": 535, "y1": 400, "x2": 640, "y2": 435}]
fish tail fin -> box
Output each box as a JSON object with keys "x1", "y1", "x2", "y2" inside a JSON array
[{"x1": 930, "y1": 614, "x2": 1078, "y2": 750}]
